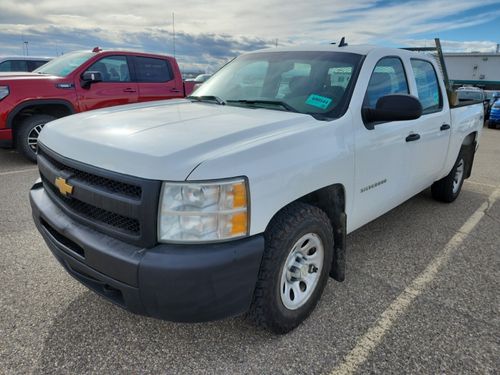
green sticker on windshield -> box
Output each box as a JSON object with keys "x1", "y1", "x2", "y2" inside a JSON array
[{"x1": 305, "y1": 94, "x2": 332, "y2": 109}]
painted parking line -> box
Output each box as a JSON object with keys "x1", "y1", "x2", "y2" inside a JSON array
[
  {"x1": 0, "y1": 168, "x2": 38, "y2": 176},
  {"x1": 330, "y1": 186, "x2": 500, "y2": 375}
]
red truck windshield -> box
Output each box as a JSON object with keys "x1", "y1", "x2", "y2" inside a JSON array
[
  {"x1": 34, "y1": 51, "x2": 95, "y2": 77},
  {"x1": 193, "y1": 51, "x2": 362, "y2": 118}
]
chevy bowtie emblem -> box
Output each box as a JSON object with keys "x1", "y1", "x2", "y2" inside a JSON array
[{"x1": 54, "y1": 177, "x2": 73, "y2": 197}]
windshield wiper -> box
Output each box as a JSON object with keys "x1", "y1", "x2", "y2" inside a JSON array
[
  {"x1": 187, "y1": 95, "x2": 226, "y2": 105},
  {"x1": 226, "y1": 99, "x2": 299, "y2": 113}
]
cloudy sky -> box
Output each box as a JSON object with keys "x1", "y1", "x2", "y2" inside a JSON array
[{"x1": 1, "y1": 0, "x2": 499, "y2": 72}]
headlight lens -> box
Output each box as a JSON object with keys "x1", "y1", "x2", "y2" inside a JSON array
[
  {"x1": 158, "y1": 178, "x2": 249, "y2": 242},
  {"x1": 0, "y1": 86, "x2": 9, "y2": 100}
]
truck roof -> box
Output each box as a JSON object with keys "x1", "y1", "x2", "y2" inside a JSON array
[
  {"x1": 79, "y1": 49, "x2": 175, "y2": 59},
  {"x1": 249, "y1": 44, "x2": 430, "y2": 58},
  {"x1": 0, "y1": 56, "x2": 52, "y2": 61}
]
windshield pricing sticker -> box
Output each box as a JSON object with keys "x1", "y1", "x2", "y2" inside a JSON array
[{"x1": 305, "y1": 94, "x2": 332, "y2": 109}]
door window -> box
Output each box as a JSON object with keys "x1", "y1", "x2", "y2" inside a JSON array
[
  {"x1": 364, "y1": 57, "x2": 409, "y2": 108},
  {"x1": 27, "y1": 60, "x2": 49, "y2": 71},
  {"x1": 87, "y1": 56, "x2": 131, "y2": 82},
  {"x1": 0, "y1": 60, "x2": 28, "y2": 72},
  {"x1": 133, "y1": 57, "x2": 172, "y2": 82},
  {"x1": 411, "y1": 59, "x2": 443, "y2": 114}
]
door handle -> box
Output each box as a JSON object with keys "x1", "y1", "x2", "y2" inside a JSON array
[
  {"x1": 440, "y1": 124, "x2": 451, "y2": 131},
  {"x1": 123, "y1": 88, "x2": 137, "y2": 93},
  {"x1": 405, "y1": 133, "x2": 420, "y2": 142},
  {"x1": 170, "y1": 88, "x2": 182, "y2": 93}
]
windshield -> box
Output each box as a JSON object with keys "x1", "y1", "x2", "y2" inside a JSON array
[
  {"x1": 192, "y1": 51, "x2": 362, "y2": 119},
  {"x1": 34, "y1": 51, "x2": 95, "y2": 76}
]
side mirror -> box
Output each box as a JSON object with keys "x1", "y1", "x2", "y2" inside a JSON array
[
  {"x1": 81, "y1": 71, "x2": 103, "y2": 88},
  {"x1": 363, "y1": 94, "x2": 423, "y2": 127}
]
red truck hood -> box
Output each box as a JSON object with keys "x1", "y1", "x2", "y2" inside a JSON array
[{"x1": 0, "y1": 72, "x2": 61, "y2": 81}]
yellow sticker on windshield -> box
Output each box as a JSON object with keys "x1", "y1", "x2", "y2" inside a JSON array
[{"x1": 305, "y1": 94, "x2": 332, "y2": 109}]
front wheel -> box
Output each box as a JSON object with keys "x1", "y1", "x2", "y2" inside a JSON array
[
  {"x1": 431, "y1": 150, "x2": 466, "y2": 202},
  {"x1": 16, "y1": 114, "x2": 56, "y2": 162},
  {"x1": 248, "y1": 202, "x2": 333, "y2": 334}
]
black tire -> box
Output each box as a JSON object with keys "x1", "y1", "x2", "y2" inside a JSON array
[
  {"x1": 431, "y1": 150, "x2": 466, "y2": 203},
  {"x1": 16, "y1": 114, "x2": 56, "y2": 162},
  {"x1": 248, "y1": 202, "x2": 334, "y2": 334},
  {"x1": 487, "y1": 121, "x2": 496, "y2": 129}
]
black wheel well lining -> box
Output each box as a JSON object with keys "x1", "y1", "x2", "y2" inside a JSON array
[
  {"x1": 267, "y1": 183, "x2": 347, "y2": 282},
  {"x1": 8, "y1": 100, "x2": 75, "y2": 140},
  {"x1": 462, "y1": 131, "x2": 478, "y2": 178}
]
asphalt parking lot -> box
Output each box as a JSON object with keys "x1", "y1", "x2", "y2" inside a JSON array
[{"x1": 0, "y1": 127, "x2": 499, "y2": 375}]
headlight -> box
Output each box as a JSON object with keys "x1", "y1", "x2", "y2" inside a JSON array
[
  {"x1": 158, "y1": 178, "x2": 249, "y2": 242},
  {"x1": 0, "y1": 86, "x2": 9, "y2": 100}
]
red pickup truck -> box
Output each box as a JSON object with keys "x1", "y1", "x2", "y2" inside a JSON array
[{"x1": 0, "y1": 48, "x2": 195, "y2": 161}]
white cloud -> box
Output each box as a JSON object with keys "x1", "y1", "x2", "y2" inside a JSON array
[
  {"x1": 0, "y1": 0, "x2": 498, "y2": 69},
  {"x1": 405, "y1": 39, "x2": 500, "y2": 53}
]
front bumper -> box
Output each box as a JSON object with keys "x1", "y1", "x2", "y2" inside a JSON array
[{"x1": 30, "y1": 182, "x2": 265, "y2": 322}]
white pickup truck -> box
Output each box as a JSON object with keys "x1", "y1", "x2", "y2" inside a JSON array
[{"x1": 30, "y1": 45, "x2": 483, "y2": 333}]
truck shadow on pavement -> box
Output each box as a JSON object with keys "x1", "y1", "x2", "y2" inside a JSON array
[{"x1": 32, "y1": 187, "x2": 491, "y2": 374}]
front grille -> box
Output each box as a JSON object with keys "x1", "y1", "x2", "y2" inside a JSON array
[
  {"x1": 37, "y1": 144, "x2": 161, "y2": 247},
  {"x1": 42, "y1": 176, "x2": 140, "y2": 235},
  {"x1": 39, "y1": 148, "x2": 142, "y2": 199}
]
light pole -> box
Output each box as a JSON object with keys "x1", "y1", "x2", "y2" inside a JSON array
[{"x1": 172, "y1": 12, "x2": 176, "y2": 58}]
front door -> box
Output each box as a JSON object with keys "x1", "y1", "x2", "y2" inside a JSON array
[
  {"x1": 351, "y1": 56, "x2": 416, "y2": 230},
  {"x1": 76, "y1": 55, "x2": 139, "y2": 111}
]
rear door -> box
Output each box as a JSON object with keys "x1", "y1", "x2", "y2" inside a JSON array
[
  {"x1": 131, "y1": 56, "x2": 184, "y2": 102},
  {"x1": 407, "y1": 58, "x2": 451, "y2": 191},
  {"x1": 76, "y1": 55, "x2": 139, "y2": 111}
]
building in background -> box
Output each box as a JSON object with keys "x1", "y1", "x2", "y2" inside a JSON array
[{"x1": 445, "y1": 45, "x2": 500, "y2": 90}]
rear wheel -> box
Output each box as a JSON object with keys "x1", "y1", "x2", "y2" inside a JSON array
[
  {"x1": 16, "y1": 114, "x2": 56, "y2": 162},
  {"x1": 248, "y1": 202, "x2": 333, "y2": 334},
  {"x1": 487, "y1": 121, "x2": 496, "y2": 129},
  {"x1": 431, "y1": 150, "x2": 466, "y2": 203}
]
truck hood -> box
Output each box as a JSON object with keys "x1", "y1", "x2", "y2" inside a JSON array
[{"x1": 39, "y1": 99, "x2": 316, "y2": 180}]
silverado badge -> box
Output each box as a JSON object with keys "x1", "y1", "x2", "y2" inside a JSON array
[{"x1": 54, "y1": 177, "x2": 73, "y2": 197}]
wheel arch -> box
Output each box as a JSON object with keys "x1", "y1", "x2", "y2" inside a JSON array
[
  {"x1": 265, "y1": 183, "x2": 347, "y2": 282},
  {"x1": 8, "y1": 99, "x2": 75, "y2": 140},
  {"x1": 461, "y1": 131, "x2": 478, "y2": 146},
  {"x1": 461, "y1": 131, "x2": 478, "y2": 178}
]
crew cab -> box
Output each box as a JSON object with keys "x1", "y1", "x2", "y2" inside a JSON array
[
  {"x1": 30, "y1": 45, "x2": 483, "y2": 333},
  {"x1": 0, "y1": 48, "x2": 195, "y2": 161}
]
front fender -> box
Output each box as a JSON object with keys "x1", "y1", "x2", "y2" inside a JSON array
[{"x1": 187, "y1": 113, "x2": 355, "y2": 235}]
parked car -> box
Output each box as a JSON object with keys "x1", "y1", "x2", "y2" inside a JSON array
[
  {"x1": 456, "y1": 87, "x2": 488, "y2": 118},
  {"x1": 30, "y1": 45, "x2": 483, "y2": 333},
  {"x1": 191, "y1": 73, "x2": 212, "y2": 90},
  {"x1": 488, "y1": 99, "x2": 500, "y2": 128},
  {"x1": 485, "y1": 91, "x2": 500, "y2": 119},
  {"x1": 0, "y1": 48, "x2": 195, "y2": 161},
  {"x1": 0, "y1": 56, "x2": 52, "y2": 72}
]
